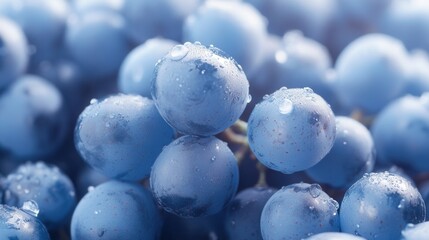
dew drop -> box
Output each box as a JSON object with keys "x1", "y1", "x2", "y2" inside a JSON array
[
  {"x1": 247, "y1": 94, "x2": 252, "y2": 103},
  {"x1": 303, "y1": 87, "x2": 314, "y2": 93},
  {"x1": 211, "y1": 156, "x2": 216, "y2": 162},
  {"x1": 279, "y1": 99, "x2": 293, "y2": 114},
  {"x1": 90, "y1": 98, "x2": 98, "y2": 105},
  {"x1": 309, "y1": 205, "x2": 315, "y2": 210},
  {"x1": 88, "y1": 186, "x2": 95, "y2": 192},
  {"x1": 309, "y1": 184, "x2": 321, "y2": 198},
  {"x1": 21, "y1": 200, "x2": 39, "y2": 217},
  {"x1": 169, "y1": 44, "x2": 189, "y2": 61},
  {"x1": 398, "y1": 199, "x2": 406, "y2": 209},
  {"x1": 406, "y1": 223, "x2": 415, "y2": 229}
]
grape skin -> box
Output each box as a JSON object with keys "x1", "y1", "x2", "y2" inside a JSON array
[
  {"x1": 75, "y1": 94, "x2": 174, "y2": 181},
  {"x1": 150, "y1": 135, "x2": 239, "y2": 218},
  {"x1": 152, "y1": 42, "x2": 249, "y2": 136},
  {"x1": 260, "y1": 183, "x2": 340, "y2": 240},
  {"x1": 340, "y1": 172, "x2": 426, "y2": 240},
  {"x1": 71, "y1": 181, "x2": 162, "y2": 240},
  {"x1": 248, "y1": 87, "x2": 336, "y2": 174}
]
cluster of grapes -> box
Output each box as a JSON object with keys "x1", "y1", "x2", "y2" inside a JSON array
[{"x1": 1, "y1": 0, "x2": 429, "y2": 240}]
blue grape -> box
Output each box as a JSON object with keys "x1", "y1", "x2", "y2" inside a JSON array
[
  {"x1": 306, "y1": 116, "x2": 375, "y2": 188},
  {"x1": 152, "y1": 42, "x2": 250, "y2": 136},
  {"x1": 247, "y1": 87, "x2": 336, "y2": 174},
  {"x1": 272, "y1": 31, "x2": 341, "y2": 113},
  {"x1": 0, "y1": 204, "x2": 50, "y2": 239},
  {"x1": 261, "y1": 183, "x2": 340, "y2": 240},
  {"x1": 340, "y1": 172, "x2": 426, "y2": 240},
  {"x1": 0, "y1": 17, "x2": 28, "y2": 91},
  {"x1": 225, "y1": 187, "x2": 276, "y2": 240},
  {"x1": 0, "y1": 0, "x2": 69, "y2": 67},
  {"x1": 150, "y1": 135, "x2": 239, "y2": 218},
  {"x1": 71, "y1": 180, "x2": 162, "y2": 240},
  {"x1": 401, "y1": 221, "x2": 429, "y2": 240},
  {"x1": 244, "y1": 0, "x2": 336, "y2": 43},
  {"x1": 378, "y1": 1, "x2": 429, "y2": 54},
  {"x1": 75, "y1": 94, "x2": 174, "y2": 181},
  {"x1": 334, "y1": 34, "x2": 409, "y2": 114},
  {"x1": 118, "y1": 37, "x2": 177, "y2": 98},
  {"x1": 121, "y1": 0, "x2": 201, "y2": 44},
  {"x1": 0, "y1": 75, "x2": 69, "y2": 158},
  {"x1": 305, "y1": 232, "x2": 365, "y2": 240},
  {"x1": 371, "y1": 94, "x2": 429, "y2": 172},
  {"x1": 3, "y1": 162, "x2": 76, "y2": 229},
  {"x1": 65, "y1": 11, "x2": 130, "y2": 79},
  {"x1": 183, "y1": 1, "x2": 267, "y2": 75}
]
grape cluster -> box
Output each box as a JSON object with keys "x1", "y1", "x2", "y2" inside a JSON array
[{"x1": 1, "y1": 0, "x2": 429, "y2": 240}]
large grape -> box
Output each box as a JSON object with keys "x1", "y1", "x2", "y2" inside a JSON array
[
  {"x1": 371, "y1": 94, "x2": 429, "y2": 172},
  {"x1": 341, "y1": 172, "x2": 426, "y2": 240},
  {"x1": 118, "y1": 37, "x2": 177, "y2": 98},
  {"x1": 71, "y1": 180, "x2": 162, "y2": 240},
  {"x1": 0, "y1": 75, "x2": 69, "y2": 158},
  {"x1": 306, "y1": 116, "x2": 375, "y2": 188},
  {"x1": 248, "y1": 87, "x2": 336, "y2": 174},
  {"x1": 152, "y1": 42, "x2": 249, "y2": 136},
  {"x1": 75, "y1": 94, "x2": 174, "y2": 181},
  {"x1": 260, "y1": 183, "x2": 340, "y2": 240},
  {"x1": 183, "y1": 1, "x2": 267, "y2": 75},
  {"x1": 150, "y1": 135, "x2": 239, "y2": 218},
  {"x1": 3, "y1": 162, "x2": 76, "y2": 229},
  {"x1": 0, "y1": 17, "x2": 28, "y2": 90}
]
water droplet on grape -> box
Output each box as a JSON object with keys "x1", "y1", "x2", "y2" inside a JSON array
[
  {"x1": 90, "y1": 98, "x2": 98, "y2": 105},
  {"x1": 169, "y1": 44, "x2": 189, "y2": 61},
  {"x1": 279, "y1": 99, "x2": 293, "y2": 114},
  {"x1": 88, "y1": 186, "x2": 95, "y2": 192},
  {"x1": 21, "y1": 200, "x2": 39, "y2": 217},
  {"x1": 309, "y1": 184, "x2": 321, "y2": 198}
]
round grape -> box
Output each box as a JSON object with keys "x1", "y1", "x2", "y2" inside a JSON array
[
  {"x1": 247, "y1": 87, "x2": 336, "y2": 174},
  {"x1": 152, "y1": 42, "x2": 249, "y2": 136},
  {"x1": 260, "y1": 183, "x2": 340, "y2": 240},
  {"x1": 118, "y1": 37, "x2": 178, "y2": 98},
  {"x1": 371, "y1": 93, "x2": 429, "y2": 172},
  {"x1": 75, "y1": 94, "x2": 174, "y2": 181},
  {"x1": 183, "y1": 1, "x2": 267, "y2": 75},
  {"x1": 150, "y1": 135, "x2": 239, "y2": 218},
  {"x1": 225, "y1": 187, "x2": 276, "y2": 240},
  {"x1": 65, "y1": 11, "x2": 130, "y2": 79},
  {"x1": 3, "y1": 162, "x2": 76, "y2": 229},
  {"x1": 0, "y1": 75, "x2": 69, "y2": 158},
  {"x1": 71, "y1": 180, "x2": 162, "y2": 240},
  {"x1": 335, "y1": 34, "x2": 409, "y2": 114},
  {"x1": 306, "y1": 116, "x2": 375, "y2": 188},
  {"x1": 340, "y1": 172, "x2": 426, "y2": 240},
  {"x1": 0, "y1": 17, "x2": 28, "y2": 91}
]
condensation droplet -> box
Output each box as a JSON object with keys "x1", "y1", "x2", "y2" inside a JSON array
[
  {"x1": 309, "y1": 184, "x2": 321, "y2": 198},
  {"x1": 169, "y1": 44, "x2": 189, "y2": 61},
  {"x1": 247, "y1": 94, "x2": 252, "y2": 103},
  {"x1": 90, "y1": 98, "x2": 98, "y2": 105},
  {"x1": 279, "y1": 99, "x2": 293, "y2": 114},
  {"x1": 21, "y1": 200, "x2": 40, "y2": 217}
]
